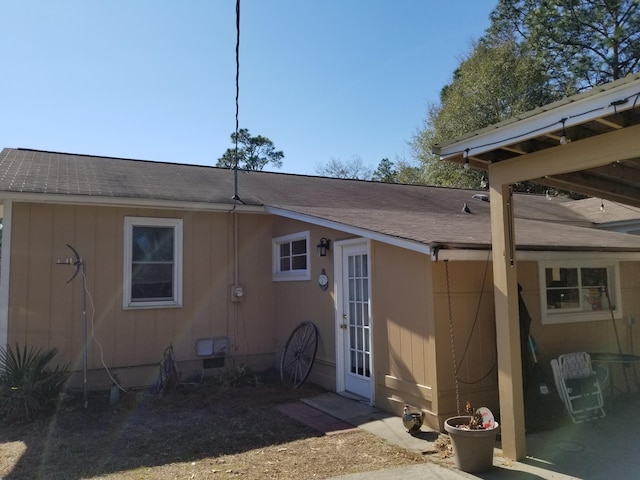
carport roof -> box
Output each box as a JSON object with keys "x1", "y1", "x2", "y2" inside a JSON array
[
  {"x1": 432, "y1": 73, "x2": 640, "y2": 208},
  {"x1": 2, "y1": 147, "x2": 640, "y2": 253}
]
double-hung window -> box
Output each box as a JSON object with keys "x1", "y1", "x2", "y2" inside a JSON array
[
  {"x1": 272, "y1": 231, "x2": 310, "y2": 281},
  {"x1": 124, "y1": 217, "x2": 183, "y2": 308},
  {"x1": 539, "y1": 261, "x2": 621, "y2": 324}
]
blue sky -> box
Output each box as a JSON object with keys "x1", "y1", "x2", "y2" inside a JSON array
[{"x1": 1, "y1": 1, "x2": 495, "y2": 176}]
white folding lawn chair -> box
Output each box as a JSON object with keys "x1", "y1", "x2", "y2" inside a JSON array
[{"x1": 550, "y1": 351, "x2": 605, "y2": 423}]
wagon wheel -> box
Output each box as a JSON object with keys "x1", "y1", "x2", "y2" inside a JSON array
[{"x1": 280, "y1": 321, "x2": 318, "y2": 388}]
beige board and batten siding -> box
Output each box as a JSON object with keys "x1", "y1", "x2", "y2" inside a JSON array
[
  {"x1": 7, "y1": 202, "x2": 278, "y2": 388},
  {"x1": 271, "y1": 217, "x2": 345, "y2": 392},
  {"x1": 522, "y1": 260, "x2": 640, "y2": 395},
  {"x1": 431, "y1": 258, "x2": 499, "y2": 427},
  {"x1": 370, "y1": 242, "x2": 439, "y2": 427}
]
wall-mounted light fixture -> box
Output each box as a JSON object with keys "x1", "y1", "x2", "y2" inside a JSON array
[
  {"x1": 463, "y1": 148, "x2": 470, "y2": 170},
  {"x1": 317, "y1": 237, "x2": 331, "y2": 257}
]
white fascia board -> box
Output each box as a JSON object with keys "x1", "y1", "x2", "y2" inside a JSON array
[
  {"x1": 595, "y1": 220, "x2": 640, "y2": 233},
  {"x1": 0, "y1": 192, "x2": 265, "y2": 213},
  {"x1": 435, "y1": 74, "x2": 640, "y2": 159},
  {"x1": 265, "y1": 206, "x2": 431, "y2": 255},
  {"x1": 434, "y1": 249, "x2": 640, "y2": 262}
]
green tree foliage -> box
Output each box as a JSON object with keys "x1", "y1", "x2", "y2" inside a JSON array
[
  {"x1": 317, "y1": 155, "x2": 423, "y2": 184},
  {"x1": 412, "y1": 39, "x2": 556, "y2": 189},
  {"x1": 412, "y1": 1, "x2": 640, "y2": 191},
  {"x1": 395, "y1": 160, "x2": 426, "y2": 185},
  {"x1": 489, "y1": 0, "x2": 640, "y2": 91},
  {"x1": 372, "y1": 158, "x2": 398, "y2": 183},
  {"x1": 217, "y1": 128, "x2": 284, "y2": 171},
  {"x1": 314, "y1": 155, "x2": 373, "y2": 180}
]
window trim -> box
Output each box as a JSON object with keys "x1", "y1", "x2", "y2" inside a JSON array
[
  {"x1": 538, "y1": 260, "x2": 622, "y2": 325},
  {"x1": 272, "y1": 231, "x2": 310, "y2": 281},
  {"x1": 123, "y1": 216, "x2": 183, "y2": 309}
]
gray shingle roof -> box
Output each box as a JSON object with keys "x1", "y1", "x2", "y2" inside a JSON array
[
  {"x1": 2, "y1": 147, "x2": 640, "y2": 251},
  {"x1": 564, "y1": 197, "x2": 640, "y2": 224}
]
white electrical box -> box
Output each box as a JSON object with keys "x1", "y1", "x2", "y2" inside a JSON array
[{"x1": 195, "y1": 336, "x2": 229, "y2": 356}]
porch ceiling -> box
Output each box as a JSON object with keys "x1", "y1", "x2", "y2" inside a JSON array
[{"x1": 433, "y1": 73, "x2": 640, "y2": 208}]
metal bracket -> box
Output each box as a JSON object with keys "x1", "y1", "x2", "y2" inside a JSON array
[{"x1": 56, "y1": 243, "x2": 83, "y2": 283}]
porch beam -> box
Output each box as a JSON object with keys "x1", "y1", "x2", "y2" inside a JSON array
[
  {"x1": 489, "y1": 123, "x2": 640, "y2": 186},
  {"x1": 489, "y1": 183, "x2": 526, "y2": 461}
]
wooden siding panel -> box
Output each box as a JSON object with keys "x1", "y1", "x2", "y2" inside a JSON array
[
  {"x1": 186, "y1": 211, "x2": 214, "y2": 344},
  {"x1": 26, "y1": 204, "x2": 54, "y2": 349},
  {"x1": 431, "y1": 259, "x2": 499, "y2": 417},
  {"x1": 51, "y1": 206, "x2": 81, "y2": 367},
  {"x1": 7, "y1": 203, "x2": 282, "y2": 386},
  {"x1": 372, "y1": 243, "x2": 434, "y2": 410},
  {"x1": 91, "y1": 207, "x2": 120, "y2": 367},
  {"x1": 271, "y1": 218, "x2": 341, "y2": 390},
  {"x1": 524, "y1": 259, "x2": 640, "y2": 386},
  {"x1": 234, "y1": 214, "x2": 276, "y2": 356},
  {"x1": 8, "y1": 203, "x2": 31, "y2": 344}
]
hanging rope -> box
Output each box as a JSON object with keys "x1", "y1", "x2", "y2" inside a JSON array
[
  {"x1": 603, "y1": 285, "x2": 630, "y2": 391},
  {"x1": 232, "y1": 0, "x2": 242, "y2": 201},
  {"x1": 455, "y1": 250, "x2": 497, "y2": 385},
  {"x1": 445, "y1": 252, "x2": 499, "y2": 416},
  {"x1": 445, "y1": 260, "x2": 461, "y2": 416},
  {"x1": 234, "y1": 0, "x2": 240, "y2": 155}
]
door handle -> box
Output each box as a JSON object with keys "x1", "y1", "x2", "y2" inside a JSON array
[{"x1": 340, "y1": 324, "x2": 347, "y2": 330}]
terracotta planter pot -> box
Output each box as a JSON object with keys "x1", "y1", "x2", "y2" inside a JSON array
[{"x1": 444, "y1": 416, "x2": 500, "y2": 473}]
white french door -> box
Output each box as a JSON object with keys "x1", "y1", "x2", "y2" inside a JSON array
[{"x1": 337, "y1": 241, "x2": 372, "y2": 400}]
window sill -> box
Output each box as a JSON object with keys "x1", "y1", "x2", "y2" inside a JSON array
[
  {"x1": 124, "y1": 301, "x2": 182, "y2": 310},
  {"x1": 272, "y1": 272, "x2": 310, "y2": 282},
  {"x1": 542, "y1": 310, "x2": 618, "y2": 325}
]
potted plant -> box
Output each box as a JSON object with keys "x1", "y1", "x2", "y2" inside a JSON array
[{"x1": 444, "y1": 401, "x2": 500, "y2": 473}]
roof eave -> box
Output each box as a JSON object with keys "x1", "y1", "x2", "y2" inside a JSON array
[
  {"x1": 0, "y1": 191, "x2": 265, "y2": 213},
  {"x1": 432, "y1": 73, "x2": 640, "y2": 160}
]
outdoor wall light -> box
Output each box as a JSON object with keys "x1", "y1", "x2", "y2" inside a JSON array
[
  {"x1": 463, "y1": 148, "x2": 470, "y2": 170},
  {"x1": 316, "y1": 237, "x2": 331, "y2": 257}
]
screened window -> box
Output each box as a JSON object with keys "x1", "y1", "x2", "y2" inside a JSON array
[
  {"x1": 272, "y1": 231, "x2": 310, "y2": 281},
  {"x1": 124, "y1": 217, "x2": 183, "y2": 308},
  {"x1": 539, "y1": 261, "x2": 620, "y2": 324}
]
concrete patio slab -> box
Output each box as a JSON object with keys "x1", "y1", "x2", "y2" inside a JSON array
[{"x1": 298, "y1": 391, "x2": 640, "y2": 480}]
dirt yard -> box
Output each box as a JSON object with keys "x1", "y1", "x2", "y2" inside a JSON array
[{"x1": 0, "y1": 372, "x2": 427, "y2": 479}]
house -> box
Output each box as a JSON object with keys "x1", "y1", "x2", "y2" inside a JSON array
[
  {"x1": 434, "y1": 72, "x2": 640, "y2": 459},
  {"x1": 1, "y1": 143, "x2": 640, "y2": 437}
]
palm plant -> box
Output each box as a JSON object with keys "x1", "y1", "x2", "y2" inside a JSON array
[{"x1": 0, "y1": 344, "x2": 69, "y2": 420}]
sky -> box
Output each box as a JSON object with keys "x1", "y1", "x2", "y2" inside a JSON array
[{"x1": 1, "y1": 1, "x2": 496, "y2": 176}]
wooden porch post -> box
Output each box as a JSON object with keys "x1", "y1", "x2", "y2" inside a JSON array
[{"x1": 489, "y1": 181, "x2": 526, "y2": 460}]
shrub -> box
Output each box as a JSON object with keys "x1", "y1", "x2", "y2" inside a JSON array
[
  {"x1": 0, "y1": 344, "x2": 69, "y2": 420},
  {"x1": 219, "y1": 364, "x2": 260, "y2": 387}
]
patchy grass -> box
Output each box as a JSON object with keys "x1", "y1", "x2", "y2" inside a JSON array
[{"x1": 0, "y1": 372, "x2": 426, "y2": 479}]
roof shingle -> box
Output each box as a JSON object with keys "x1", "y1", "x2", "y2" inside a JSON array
[{"x1": 2, "y1": 147, "x2": 640, "y2": 251}]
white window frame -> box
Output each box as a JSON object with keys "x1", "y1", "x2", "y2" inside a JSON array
[
  {"x1": 272, "y1": 231, "x2": 310, "y2": 281},
  {"x1": 538, "y1": 260, "x2": 622, "y2": 325},
  {"x1": 123, "y1": 217, "x2": 183, "y2": 309}
]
